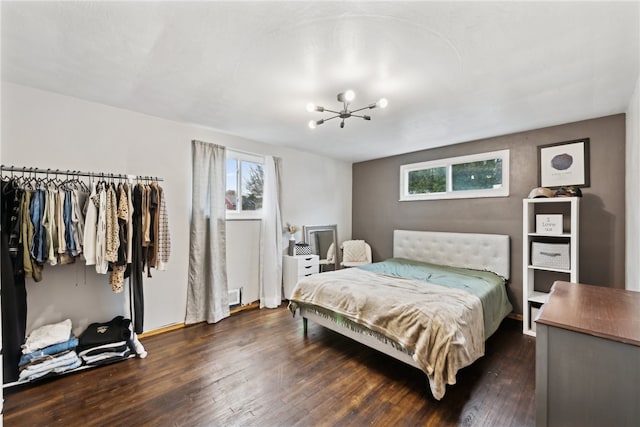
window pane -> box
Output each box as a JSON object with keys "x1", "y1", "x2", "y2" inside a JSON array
[
  {"x1": 241, "y1": 161, "x2": 263, "y2": 211},
  {"x1": 452, "y1": 159, "x2": 502, "y2": 191},
  {"x1": 225, "y1": 159, "x2": 237, "y2": 211},
  {"x1": 408, "y1": 167, "x2": 446, "y2": 194}
]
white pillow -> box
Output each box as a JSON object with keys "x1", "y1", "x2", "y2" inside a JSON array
[{"x1": 342, "y1": 240, "x2": 368, "y2": 262}]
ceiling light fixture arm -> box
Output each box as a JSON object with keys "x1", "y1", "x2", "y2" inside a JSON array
[
  {"x1": 321, "y1": 114, "x2": 341, "y2": 123},
  {"x1": 349, "y1": 113, "x2": 371, "y2": 120},
  {"x1": 350, "y1": 103, "x2": 378, "y2": 114}
]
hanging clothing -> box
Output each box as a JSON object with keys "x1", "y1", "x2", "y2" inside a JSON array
[
  {"x1": 83, "y1": 182, "x2": 98, "y2": 265},
  {"x1": 115, "y1": 183, "x2": 128, "y2": 265},
  {"x1": 143, "y1": 183, "x2": 159, "y2": 277},
  {"x1": 141, "y1": 184, "x2": 150, "y2": 249},
  {"x1": 55, "y1": 190, "x2": 66, "y2": 258},
  {"x1": 105, "y1": 183, "x2": 120, "y2": 263},
  {"x1": 130, "y1": 183, "x2": 145, "y2": 333},
  {"x1": 1, "y1": 169, "x2": 170, "y2": 350},
  {"x1": 156, "y1": 184, "x2": 170, "y2": 271},
  {"x1": 2, "y1": 179, "x2": 28, "y2": 384},
  {"x1": 148, "y1": 182, "x2": 159, "y2": 269},
  {"x1": 2, "y1": 181, "x2": 24, "y2": 275},
  {"x1": 95, "y1": 182, "x2": 108, "y2": 274},
  {"x1": 44, "y1": 186, "x2": 58, "y2": 266},
  {"x1": 71, "y1": 189, "x2": 86, "y2": 257},
  {"x1": 2, "y1": 230, "x2": 27, "y2": 383},
  {"x1": 21, "y1": 190, "x2": 42, "y2": 281},
  {"x1": 29, "y1": 189, "x2": 47, "y2": 264},
  {"x1": 125, "y1": 182, "x2": 134, "y2": 264},
  {"x1": 57, "y1": 189, "x2": 74, "y2": 265},
  {"x1": 109, "y1": 184, "x2": 129, "y2": 293},
  {"x1": 63, "y1": 190, "x2": 77, "y2": 257}
]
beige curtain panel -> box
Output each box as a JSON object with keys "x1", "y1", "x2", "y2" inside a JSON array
[{"x1": 186, "y1": 140, "x2": 230, "y2": 324}]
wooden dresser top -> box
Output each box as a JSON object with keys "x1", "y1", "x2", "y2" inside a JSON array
[{"x1": 537, "y1": 281, "x2": 640, "y2": 347}]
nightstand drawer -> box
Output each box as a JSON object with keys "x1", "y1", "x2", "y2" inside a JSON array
[
  {"x1": 296, "y1": 255, "x2": 318, "y2": 264},
  {"x1": 297, "y1": 257, "x2": 319, "y2": 274},
  {"x1": 283, "y1": 254, "x2": 320, "y2": 299}
]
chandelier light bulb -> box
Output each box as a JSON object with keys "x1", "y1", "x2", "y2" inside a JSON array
[
  {"x1": 377, "y1": 98, "x2": 388, "y2": 109},
  {"x1": 344, "y1": 90, "x2": 355, "y2": 102},
  {"x1": 306, "y1": 103, "x2": 316, "y2": 113},
  {"x1": 308, "y1": 120, "x2": 316, "y2": 129}
]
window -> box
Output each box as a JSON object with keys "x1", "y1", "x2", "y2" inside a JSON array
[
  {"x1": 226, "y1": 150, "x2": 264, "y2": 219},
  {"x1": 400, "y1": 149, "x2": 509, "y2": 201}
]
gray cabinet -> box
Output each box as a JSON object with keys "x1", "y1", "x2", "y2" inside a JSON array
[{"x1": 536, "y1": 281, "x2": 640, "y2": 427}]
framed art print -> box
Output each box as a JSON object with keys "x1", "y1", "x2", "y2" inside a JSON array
[{"x1": 537, "y1": 138, "x2": 590, "y2": 188}]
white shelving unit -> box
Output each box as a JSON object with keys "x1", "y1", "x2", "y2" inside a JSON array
[{"x1": 522, "y1": 197, "x2": 579, "y2": 336}]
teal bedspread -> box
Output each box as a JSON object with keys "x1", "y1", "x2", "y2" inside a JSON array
[{"x1": 359, "y1": 258, "x2": 513, "y2": 338}]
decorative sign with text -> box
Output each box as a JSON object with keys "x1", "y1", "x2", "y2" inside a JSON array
[{"x1": 536, "y1": 214, "x2": 563, "y2": 235}]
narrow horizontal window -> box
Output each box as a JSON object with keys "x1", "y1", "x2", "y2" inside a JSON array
[
  {"x1": 400, "y1": 149, "x2": 509, "y2": 201},
  {"x1": 451, "y1": 158, "x2": 503, "y2": 191},
  {"x1": 408, "y1": 166, "x2": 446, "y2": 195}
]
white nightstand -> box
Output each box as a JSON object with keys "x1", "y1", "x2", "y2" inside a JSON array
[{"x1": 283, "y1": 254, "x2": 319, "y2": 299}]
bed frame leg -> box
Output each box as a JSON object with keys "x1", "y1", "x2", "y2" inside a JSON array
[{"x1": 303, "y1": 317, "x2": 308, "y2": 336}]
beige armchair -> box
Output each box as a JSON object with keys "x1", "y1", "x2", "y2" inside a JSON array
[{"x1": 340, "y1": 240, "x2": 372, "y2": 268}]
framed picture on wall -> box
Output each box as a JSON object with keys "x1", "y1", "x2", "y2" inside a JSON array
[{"x1": 538, "y1": 138, "x2": 590, "y2": 188}]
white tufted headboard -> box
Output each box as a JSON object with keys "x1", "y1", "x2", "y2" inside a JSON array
[{"x1": 393, "y1": 230, "x2": 510, "y2": 279}]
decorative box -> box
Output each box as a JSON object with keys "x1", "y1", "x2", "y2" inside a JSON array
[
  {"x1": 293, "y1": 243, "x2": 312, "y2": 256},
  {"x1": 536, "y1": 214, "x2": 563, "y2": 235},
  {"x1": 531, "y1": 242, "x2": 570, "y2": 269}
]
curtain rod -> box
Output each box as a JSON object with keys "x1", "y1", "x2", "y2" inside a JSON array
[
  {"x1": 192, "y1": 139, "x2": 265, "y2": 159},
  {"x1": 0, "y1": 165, "x2": 164, "y2": 182}
]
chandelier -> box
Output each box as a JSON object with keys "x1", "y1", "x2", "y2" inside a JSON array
[{"x1": 307, "y1": 90, "x2": 388, "y2": 129}]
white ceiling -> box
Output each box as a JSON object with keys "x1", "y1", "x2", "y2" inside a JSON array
[{"x1": 2, "y1": 1, "x2": 639, "y2": 163}]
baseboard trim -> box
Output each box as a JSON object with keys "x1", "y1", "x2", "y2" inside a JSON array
[
  {"x1": 138, "y1": 323, "x2": 185, "y2": 339},
  {"x1": 137, "y1": 302, "x2": 262, "y2": 339},
  {"x1": 508, "y1": 312, "x2": 523, "y2": 321},
  {"x1": 231, "y1": 301, "x2": 260, "y2": 314}
]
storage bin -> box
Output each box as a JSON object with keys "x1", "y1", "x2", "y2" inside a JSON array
[
  {"x1": 293, "y1": 243, "x2": 312, "y2": 255},
  {"x1": 531, "y1": 242, "x2": 570, "y2": 269}
]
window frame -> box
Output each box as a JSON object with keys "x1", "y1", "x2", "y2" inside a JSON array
[
  {"x1": 226, "y1": 150, "x2": 265, "y2": 220},
  {"x1": 399, "y1": 149, "x2": 510, "y2": 201}
]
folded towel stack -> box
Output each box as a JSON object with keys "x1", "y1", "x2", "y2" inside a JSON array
[
  {"x1": 77, "y1": 316, "x2": 147, "y2": 365},
  {"x1": 19, "y1": 319, "x2": 81, "y2": 382},
  {"x1": 16, "y1": 315, "x2": 148, "y2": 383}
]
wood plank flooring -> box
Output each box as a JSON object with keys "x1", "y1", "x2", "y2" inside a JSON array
[{"x1": 3, "y1": 305, "x2": 535, "y2": 426}]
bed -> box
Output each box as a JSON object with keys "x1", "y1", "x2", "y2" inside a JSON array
[{"x1": 288, "y1": 230, "x2": 513, "y2": 400}]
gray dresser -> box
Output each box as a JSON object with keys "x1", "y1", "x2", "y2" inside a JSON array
[{"x1": 536, "y1": 281, "x2": 640, "y2": 427}]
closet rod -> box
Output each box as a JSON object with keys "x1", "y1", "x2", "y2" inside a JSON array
[{"x1": 0, "y1": 165, "x2": 163, "y2": 182}]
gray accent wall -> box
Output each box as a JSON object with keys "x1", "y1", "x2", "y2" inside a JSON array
[{"x1": 352, "y1": 114, "x2": 626, "y2": 314}]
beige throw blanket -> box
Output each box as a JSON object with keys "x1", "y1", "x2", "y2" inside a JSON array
[{"x1": 289, "y1": 268, "x2": 484, "y2": 400}]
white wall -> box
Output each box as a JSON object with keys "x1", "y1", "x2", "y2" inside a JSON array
[
  {"x1": 0, "y1": 82, "x2": 352, "y2": 335},
  {"x1": 626, "y1": 73, "x2": 640, "y2": 292}
]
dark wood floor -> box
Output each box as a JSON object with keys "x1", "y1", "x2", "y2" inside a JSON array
[{"x1": 3, "y1": 306, "x2": 535, "y2": 426}]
